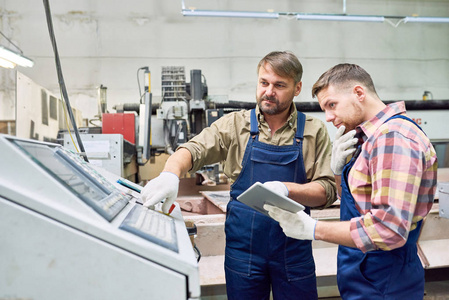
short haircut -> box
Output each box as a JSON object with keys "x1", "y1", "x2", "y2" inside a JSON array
[
  {"x1": 257, "y1": 51, "x2": 303, "y2": 84},
  {"x1": 311, "y1": 63, "x2": 378, "y2": 98}
]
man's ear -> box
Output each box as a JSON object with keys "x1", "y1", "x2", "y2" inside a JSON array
[
  {"x1": 295, "y1": 81, "x2": 302, "y2": 96},
  {"x1": 353, "y1": 85, "x2": 366, "y2": 101}
]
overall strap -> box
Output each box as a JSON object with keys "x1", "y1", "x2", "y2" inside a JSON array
[
  {"x1": 386, "y1": 115, "x2": 424, "y2": 133},
  {"x1": 295, "y1": 111, "x2": 306, "y2": 140},
  {"x1": 250, "y1": 109, "x2": 259, "y2": 136}
]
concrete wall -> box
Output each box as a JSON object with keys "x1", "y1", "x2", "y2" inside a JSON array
[{"x1": 1, "y1": 0, "x2": 449, "y2": 121}]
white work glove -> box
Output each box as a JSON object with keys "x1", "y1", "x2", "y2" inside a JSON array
[
  {"x1": 263, "y1": 181, "x2": 289, "y2": 197},
  {"x1": 264, "y1": 204, "x2": 317, "y2": 240},
  {"x1": 141, "y1": 171, "x2": 179, "y2": 214},
  {"x1": 331, "y1": 125, "x2": 358, "y2": 175}
]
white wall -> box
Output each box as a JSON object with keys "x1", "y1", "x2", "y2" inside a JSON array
[{"x1": 1, "y1": 0, "x2": 449, "y2": 120}]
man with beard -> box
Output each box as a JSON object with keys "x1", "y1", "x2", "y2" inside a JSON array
[
  {"x1": 141, "y1": 51, "x2": 337, "y2": 299},
  {"x1": 264, "y1": 63, "x2": 438, "y2": 299}
]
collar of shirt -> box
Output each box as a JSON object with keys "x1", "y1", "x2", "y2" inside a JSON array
[
  {"x1": 356, "y1": 101, "x2": 406, "y2": 142},
  {"x1": 256, "y1": 102, "x2": 297, "y2": 133}
]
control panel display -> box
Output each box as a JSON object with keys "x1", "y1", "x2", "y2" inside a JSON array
[{"x1": 12, "y1": 139, "x2": 128, "y2": 221}]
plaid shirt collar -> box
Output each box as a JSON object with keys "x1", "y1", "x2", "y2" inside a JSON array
[{"x1": 356, "y1": 101, "x2": 407, "y2": 143}]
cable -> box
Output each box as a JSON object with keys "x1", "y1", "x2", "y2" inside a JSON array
[
  {"x1": 137, "y1": 66, "x2": 149, "y2": 103},
  {"x1": 88, "y1": 118, "x2": 102, "y2": 127},
  {"x1": 43, "y1": 0, "x2": 88, "y2": 162},
  {"x1": 137, "y1": 68, "x2": 142, "y2": 99},
  {"x1": 0, "y1": 30, "x2": 24, "y2": 54},
  {"x1": 163, "y1": 120, "x2": 174, "y2": 155},
  {"x1": 194, "y1": 244, "x2": 201, "y2": 262},
  {"x1": 172, "y1": 120, "x2": 183, "y2": 148},
  {"x1": 385, "y1": 18, "x2": 406, "y2": 28},
  {"x1": 60, "y1": 88, "x2": 79, "y2": 153}
]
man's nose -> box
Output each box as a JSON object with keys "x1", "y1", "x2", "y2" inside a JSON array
[
  {"x1": 325, "y1": 111, "x2": 334, "y2": 123},
  {"x1": 265, "y1": 85, "x2": 275, "y2": 97}
]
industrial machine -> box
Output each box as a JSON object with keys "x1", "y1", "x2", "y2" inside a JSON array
[
  {"x1": 63, "y1": 132, "x2": 137, "y2": 180},
  {"x1": 0, "y1": 134, "x2": 200, "y2": 300},
  {"x1": 133, "y1": 66, "x2": 209, "y2": 157},
  {"x1": 109, "y1": 66, "x2": 222, "y2": 183}
]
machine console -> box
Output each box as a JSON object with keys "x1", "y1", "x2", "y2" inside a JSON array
[
  {"x1": 1, "y1": 135, "x2": 199, "y2": 299},
  {"x1": 120, "y1": 204, "x2": 178, "y2": 252},
  {"x1": 12, "y1": 139, "x2": 129, "y2": 221}
]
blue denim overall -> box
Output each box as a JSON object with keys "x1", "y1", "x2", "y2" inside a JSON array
[
  {"x1": 337, "y1": 115, "x2": 425, "y2": 300},
  {"x1": 225, "y1": 109, "x2": 317, "y2": 300}
]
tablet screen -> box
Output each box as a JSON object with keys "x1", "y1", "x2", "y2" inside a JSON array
[{"x1": 237, "y1": 182, "x2": 305, "y2": 217}]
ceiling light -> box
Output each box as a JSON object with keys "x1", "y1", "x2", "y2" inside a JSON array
[
  {"x1": 0, "y1": 45, "x2": 34, "y2": 68},
  {"x1": 296, "y1": 14, "x2": 385, "y2": 22},
  {"x1": 182, "y1": 9, "x2": 279, "y2": 19},
  {"x1": 0, "y1": 57, "x2": 16, "y2": 69},
  {"x1": 404, "y1": 17, "x2": 449, "y2": 23},
  {"x1": 179, "y1": 1, "x2": 449, "y2": 25}
]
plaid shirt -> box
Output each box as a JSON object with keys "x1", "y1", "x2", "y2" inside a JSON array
[{"x1": 348, "y1": 101, "x2": 438, "y2": 252}]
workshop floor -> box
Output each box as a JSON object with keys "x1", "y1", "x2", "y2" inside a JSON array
[
  {"x1": 422, "y1": 268, "x2": 449, "y2": 300},
  {"x1": 200, "y1": 267, "x2": 449, "y2": 300}
]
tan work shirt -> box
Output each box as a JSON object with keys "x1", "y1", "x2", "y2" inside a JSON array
[{"x1": 179, "y1": 103, "x2": 337, "y2": 208}]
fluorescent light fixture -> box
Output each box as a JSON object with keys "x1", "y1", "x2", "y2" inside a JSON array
[
  {"x1": 182, "y1": 9, "x2": 279, "y2": 19},
  {"x1": 296, "y1": 14, "x2": 385, "y2": 22},
  {"x1": 404, "y1": 17, "x2": 449, "y2": 23},
  {"x1": 0, "y1": 45, "x2": 34, "y2": 68},
  {"x1": 0, "y1": 57, "x2": 15, "y2": 69},
  {"x1": 180, "y1": 1, "x2": 449, "y2": 24}
]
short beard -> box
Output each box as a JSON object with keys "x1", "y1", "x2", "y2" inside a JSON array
[
  {"x1": 343, "y1": 102, "x2": 364, "y2": 132},
  {"x1": 257, "y1": 96, "x2": 290, "y2": 116}
]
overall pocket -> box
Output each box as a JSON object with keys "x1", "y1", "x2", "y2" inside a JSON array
[
  {"x1": 284, "y1": 238, "x2": 316, "y2": 281},
  {"x1": 225, "y1": 201, "x2": 256, "y2": 276}
]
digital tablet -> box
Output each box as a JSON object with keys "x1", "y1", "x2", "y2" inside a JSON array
[{"x1": 237, "y1": 182, "x2": 305, "y2": 217}]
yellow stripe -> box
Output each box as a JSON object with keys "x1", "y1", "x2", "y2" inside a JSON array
[
  {"x1": 363, "y1": 214, "x2": 391, "y2": 251},
  {"x1": 350, "y1": 169, "x2": 371, "y2": 183}
]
